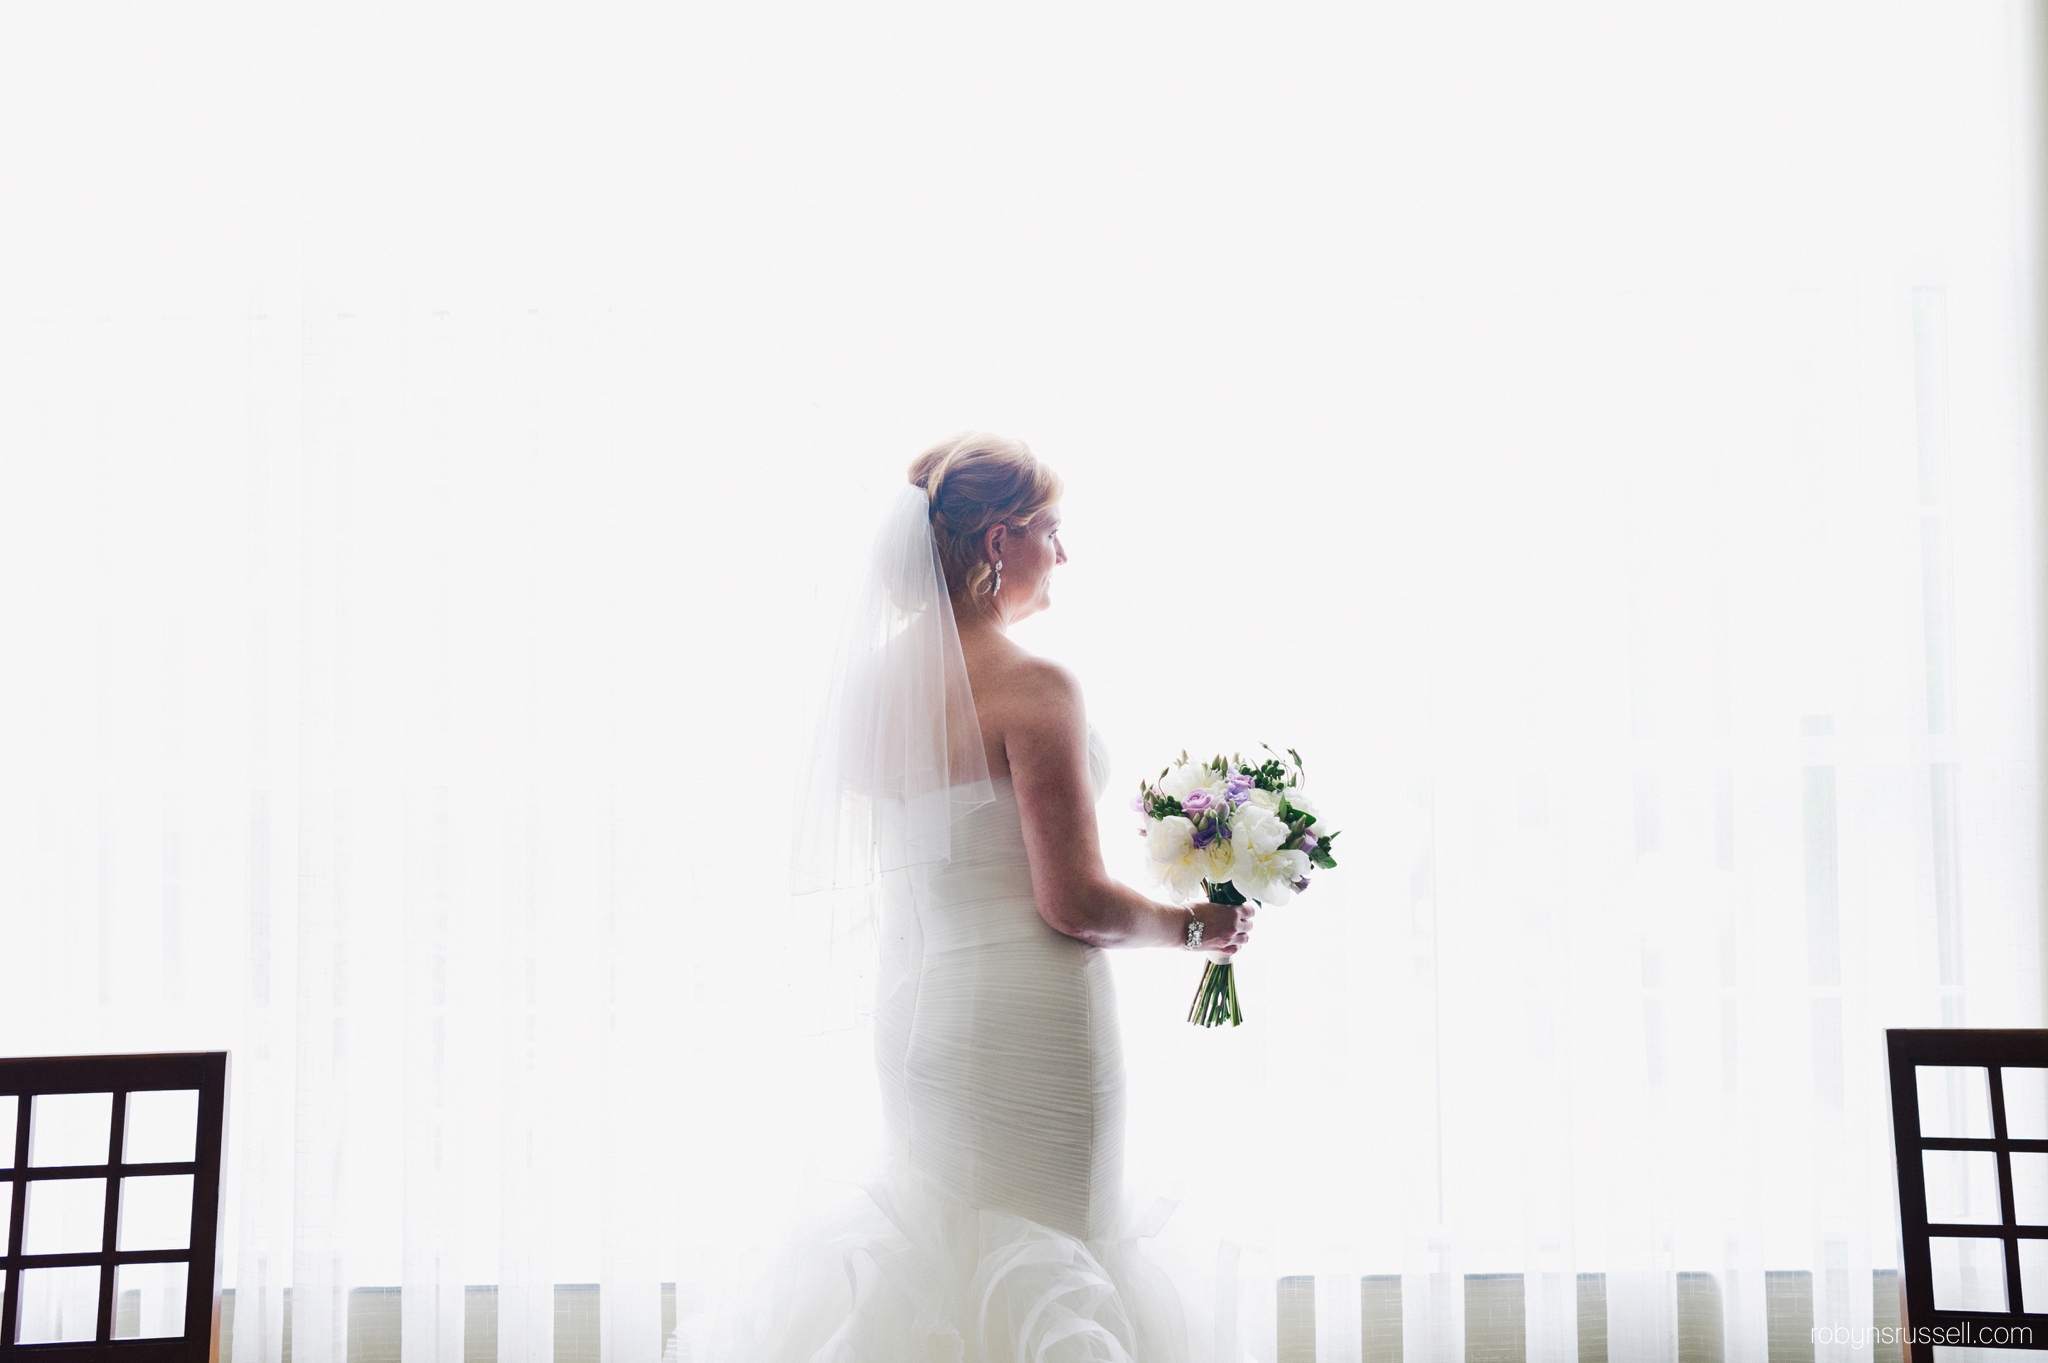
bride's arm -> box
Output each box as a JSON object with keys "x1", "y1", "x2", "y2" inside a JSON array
[{"x1": 1005, "y1": 660, "x2": 1253, "y2": 952}]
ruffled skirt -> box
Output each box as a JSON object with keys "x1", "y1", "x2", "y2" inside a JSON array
[{"x1": 664, "y1": 1159, "x2": 1244, "y2": 1363}]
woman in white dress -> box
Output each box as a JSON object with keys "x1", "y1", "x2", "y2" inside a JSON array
[{"x1": 679, "y1": 432, "x2": 1256, "y2": 1363}]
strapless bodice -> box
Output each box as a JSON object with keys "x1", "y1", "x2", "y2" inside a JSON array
[
  {"x1": 914, "y1": 727, "x2": 1112, "y2": 953},
  {"x1": 1085, "y1": 724, "x2": 1113, "y2": 798}
]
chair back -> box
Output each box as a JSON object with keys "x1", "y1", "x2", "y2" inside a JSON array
[
  {"x1": 1, "y1": 1053, "x2": 229, "y2": 1363},
  {"x1": 1888, "y1": 1029, "x2": 2048, "y2": 1363}
]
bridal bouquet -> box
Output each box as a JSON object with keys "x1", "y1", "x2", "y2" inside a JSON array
[{"x1": 1135, "y1": 747, "x2": 1338, "y2": 1027}]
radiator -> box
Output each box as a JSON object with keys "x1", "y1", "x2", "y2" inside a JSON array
[{"x1": 214, "y1": 1269, "x2": 1904, "y2": 1363}]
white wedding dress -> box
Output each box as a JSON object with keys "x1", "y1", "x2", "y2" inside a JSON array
[{"x1": 672, "y1": 729, "x2": 1229, "y2": 1363}]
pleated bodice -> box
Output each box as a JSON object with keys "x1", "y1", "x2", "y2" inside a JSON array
[{"x1": 873, "y1": 730, "x2": 1123, "y2": 1240}]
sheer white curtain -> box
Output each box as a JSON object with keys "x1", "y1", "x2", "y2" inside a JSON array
[{"x1": 0, "y1": 3, "x2": 2038, "y2": 1363}]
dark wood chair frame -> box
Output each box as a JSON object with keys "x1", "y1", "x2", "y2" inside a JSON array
[
  {"x1": 0, "y1": 1054, "x2": 229, "y2": 1363},
  {"x1": 1887, "y1": 1029, "x2": 2048, "y2": 1363}
]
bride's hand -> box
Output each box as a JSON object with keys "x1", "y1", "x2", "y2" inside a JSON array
[{"x1": 1190, "y1": 899, "x2": 1254, "y2": 955}]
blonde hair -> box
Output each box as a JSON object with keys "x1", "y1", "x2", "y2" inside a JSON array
[{"x1": 908, "y1": 431, "x2": 1063, "y2": 609}]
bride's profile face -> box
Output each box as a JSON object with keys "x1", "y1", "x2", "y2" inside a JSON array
[{"x1": 993, "y1": 507, "x2": 1066, "y2": 623}]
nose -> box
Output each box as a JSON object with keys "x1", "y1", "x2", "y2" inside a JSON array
[{"x1": 1056, "y1": 538, "x2": 1068, "y2": 565}]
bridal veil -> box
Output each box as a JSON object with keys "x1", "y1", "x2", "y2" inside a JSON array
[{"x1": 792, "y1": 483, "x2": 995, "y2": 892}]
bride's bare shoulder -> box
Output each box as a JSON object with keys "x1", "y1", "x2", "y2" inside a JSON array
[
  {"x1": 966, "y1": 642, "x2": 1085, "y2": 780},
  {"x1": 977, "y1": 646, "x2": 1083, "y2": 735}
]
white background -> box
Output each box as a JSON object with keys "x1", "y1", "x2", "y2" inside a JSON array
[{"x1": 0, "y1": 3, "x2": 2040, "y2": 1361}]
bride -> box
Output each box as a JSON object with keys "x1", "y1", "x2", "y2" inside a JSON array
[{"x1": 676, "y1": 432, "x2": 1257, "y2": 1363}]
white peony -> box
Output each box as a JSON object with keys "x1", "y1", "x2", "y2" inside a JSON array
[
  {"x1": 1227, "y1": 805, "x2": 1312, "y2": 905},
  {"x1": 1283, "y1": 788, "x2": 1323, "y2": 830},
  {"x1": 1146, "y1": 815, "x2": 1234, "y2": 900},
  {"x1": 1159, "y1": 759, "x2": 1224, "y2": 805},
  {"x1": 1245, "y1": 787, "x2": 1282, "y2": 814}
]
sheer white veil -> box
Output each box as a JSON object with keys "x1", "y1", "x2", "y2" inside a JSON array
[{"x1": 792, "y1": 483, "x2": 996, "y2": 898}]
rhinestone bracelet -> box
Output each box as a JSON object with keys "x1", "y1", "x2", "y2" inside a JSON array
[{"x1": 1184, "y1": 910, "x2": 1204, "y2": 951}]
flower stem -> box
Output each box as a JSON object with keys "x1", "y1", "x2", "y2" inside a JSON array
[{"x1": 1188, "y1": 960, "x2": 1243, "y2": 1028}]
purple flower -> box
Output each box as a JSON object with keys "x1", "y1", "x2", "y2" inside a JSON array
[
  {"x1": 1191, "y1": 821, "x2": 1218, "y2": 849},
  {"x1": 1224, "y1": 773, "x2": 1256, "y2": 805},
  {"x1": 1182, "y1": 788, "x2": 1217, "y2": 813},
  {"x1": 1299, "y1": 832, "x2": 1319, "y2": 853}
]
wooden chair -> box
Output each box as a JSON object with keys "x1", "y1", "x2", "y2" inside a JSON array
[
  {"x1": 0, "y1": 1054, "x2": 228, "y2": 1363},
  {"x1": 1887, "y1": 1029, "x2": 2048, "y2": 1363}
]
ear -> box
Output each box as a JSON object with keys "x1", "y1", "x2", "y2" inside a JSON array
[{"x1": 983, "y1": 522, "x2": 1007, "y2": 563}]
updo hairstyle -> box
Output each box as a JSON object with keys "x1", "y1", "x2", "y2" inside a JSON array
[{"x1": 909, "y1": 432, "x2": 1063, "y2": 609}]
